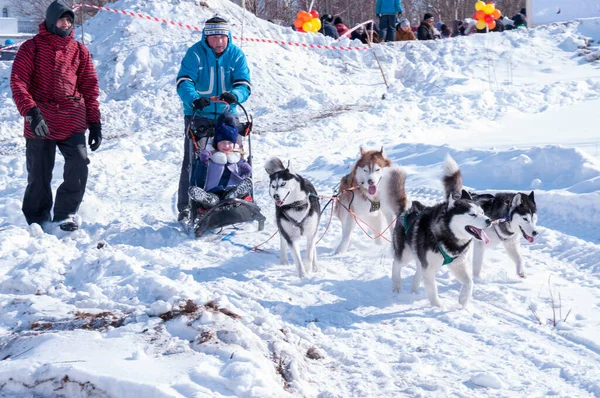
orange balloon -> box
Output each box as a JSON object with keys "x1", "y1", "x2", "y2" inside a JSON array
[
  {"x1": 294, "y1": 18, "x2": 303, "y2": 29},
  {"x1": 488, "y1": 20, "x2": 496, "y2": 30},
  {"x1": 492, "y1": 9, "x2": 501, "y2": 19},
  {"x1": 300, "y1": 11, "x2": 312, "y2": 23},
  {"x1": 475, "y1": 10, "x2": 485, "y2": 20}
]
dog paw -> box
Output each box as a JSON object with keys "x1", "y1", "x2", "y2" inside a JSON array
[
  {"x1": 517, "y1": 271, "x2": 526, "y2": 278},
  {"x1": 459, "y1": 296, "x2": 472, "y2": 308},
  {"x1": 392, "y1": 284, "x2": 402, "y2": 294}
]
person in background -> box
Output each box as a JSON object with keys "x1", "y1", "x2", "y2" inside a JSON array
[
  {"x1": 175, "y1": 15, "x2": 251, "y2": 222},
  {"x1": 451, "y1": 20, "x2": 463, "y2": 37},
  {"x1": 350, "y1": 25, "x2": 364, "y2": 41},
  {"x1": 440, "y1": 24, "x2": 452, "y2": 38},
  {"x1": 319, "y1": 14, "x2": 339, "y2": 39},
  {"x1": 0, "y1": 39, "x2": 17, "y2": 61},
  {"x1": 512, "y1": 8, "x2": 527, "y2": 28},
  {"x1": 395, "y1": 19, "x2": 416, "y2": 41},
  {"x1": 333, "y1": 16, "x2": 350, "y2": 37},
  {"x1": 417, "y1": 13, "x2": 436, "y2": 40},
  {"x1": 375, "y1": 0, "x2": 404, "y2": 42},
  {"x1": 493, "y1": 14, "x2": 505, "y2": 32},
  {"x1": 361, "y1": 21, "x2": 381, "y2": 43},
  {"x1": 10, "y1": 0, "x2": 101, "y2": 231}
]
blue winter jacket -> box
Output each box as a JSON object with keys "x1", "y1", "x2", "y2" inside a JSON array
[
  {"x1": 375, "y1": 0, "x2": 403, "y2": 15},
  {"x1": 176, "y1": 31, "x2": 251, "y2": 118}
]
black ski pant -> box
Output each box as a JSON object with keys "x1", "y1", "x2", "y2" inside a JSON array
[
  {"x1": 22, "y1": 133, "x2": 89, "y2": 225},
  {"x1": 177, "y1": 116, "x2": 216, "y2": 212}
]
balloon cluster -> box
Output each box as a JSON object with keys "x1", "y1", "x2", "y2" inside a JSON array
[
  {"x1": 294, "y1": 10, "x2": 321, "y2": 33},
  {"x1": 473, "y1": 1, "x2": 501, "y2": 30}
]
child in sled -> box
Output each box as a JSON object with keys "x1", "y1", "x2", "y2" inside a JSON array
[{"x1": 188, "y1": 112, "x2": 252, "y2": 208}]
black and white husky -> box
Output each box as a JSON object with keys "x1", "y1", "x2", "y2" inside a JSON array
[
  {"x1": 265, "y1": 158, "x2": 321, "y2": 278},
  {"x1": 392, "y1": 155, "x2": 492, "y2": 308},
  {"x1": 470, "y1": 191, "x2": 538, "y2": 278}
]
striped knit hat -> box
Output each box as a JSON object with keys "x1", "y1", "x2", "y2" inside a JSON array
[{"x1": 204, "y1": 16, "x2": 230, "y2": 37}]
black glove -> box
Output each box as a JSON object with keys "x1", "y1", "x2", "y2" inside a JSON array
[
  {"x1": 193, "y1": 97, "x2": 211, "y2": 111},
  {"x1": 26, "y1": 107, "x2": 50, "y2": 138},
  {"x1": 88, "y1": 123, "x2": 102, "y2": 151},
  {"x1": 219, "y1": 92, "x2": 237, "y2": 104}
]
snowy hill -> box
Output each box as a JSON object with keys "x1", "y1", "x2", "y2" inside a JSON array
[{"x1": 1, "y1": 0, "x2": 600, "y2": 396}]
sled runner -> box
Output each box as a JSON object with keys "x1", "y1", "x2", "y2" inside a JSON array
[{"x1": 186, "y1": 101, "x2": 265, "y2": 237}]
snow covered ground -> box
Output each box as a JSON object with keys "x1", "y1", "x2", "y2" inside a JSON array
[{"x1": 0, "y1": 0, "x2": 599, "y2": 396}]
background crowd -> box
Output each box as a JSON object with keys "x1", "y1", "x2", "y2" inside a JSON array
[{"x1": 292, "y1": 3, "x2": 528, "y2": 44}]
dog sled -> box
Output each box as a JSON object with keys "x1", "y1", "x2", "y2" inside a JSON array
[{"x1": 186, "y1": 101, "x2": 266, "y2": 237}]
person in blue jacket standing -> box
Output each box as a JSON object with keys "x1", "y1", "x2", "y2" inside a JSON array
[
  {"x1": 376, "y1": 0, "x2": 403, "y2": 42},
  {"x1": 175, "y1": 15, "x2": 251, "y2": 222}
]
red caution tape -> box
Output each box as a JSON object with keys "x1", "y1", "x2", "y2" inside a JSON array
[{"x1": 78, "y1": 4, "x2": 369, "y2": 51}]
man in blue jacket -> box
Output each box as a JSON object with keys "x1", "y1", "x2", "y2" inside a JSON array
[
  {"x1": 376, "y1": 0, "x2": 403, "y2": 42},
  {"x1": 175, "y1": 16, "x2": 251, "y2": 222}
]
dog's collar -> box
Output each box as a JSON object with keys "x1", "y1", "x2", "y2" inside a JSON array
[{"x1": 493, "y1": 223, "x2": 514, "y2": 241}]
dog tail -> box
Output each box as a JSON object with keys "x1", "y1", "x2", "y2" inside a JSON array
[
  {"x1": 264, "y1": 157, "x2": 286, "y2": 175},
  {"x1": 442, "y1": 154, "x2": 462, "y2": 198},
  {"x1": 382, "y1": 166, "x2": 408, "y2": 216}
]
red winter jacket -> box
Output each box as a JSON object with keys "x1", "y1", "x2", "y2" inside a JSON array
[{"x1": 10, "y1": 23, "x2": 100, "y2": 141}]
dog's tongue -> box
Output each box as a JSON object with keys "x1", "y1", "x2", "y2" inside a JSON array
[
  {"x1": 481, "y1": 229, "x2": 490, "y2": 244},
  {"x1": 525, "y1": 235, "x2": 535, "y2": 243},
  {"x1": 276, "y1": 200, "x2": 284, "y2": 207},
  {"x1": 368, "y1": 185, "x2": 377, "y2": 195}
]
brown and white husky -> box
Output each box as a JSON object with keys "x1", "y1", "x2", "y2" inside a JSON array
[{"x1": 334, "y1": 146, "x2": 408, "y2": 254}]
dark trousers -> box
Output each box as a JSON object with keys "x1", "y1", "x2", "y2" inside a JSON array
[
  {"x1": 23, "y1": 133, "x2": 89, "y2": 225},
  {"x1": 380, "y1": 15, "x2": 396, "y2": 42},
  {"x1": 178, "y1": 116, "x2": 213, "y2": 212}
]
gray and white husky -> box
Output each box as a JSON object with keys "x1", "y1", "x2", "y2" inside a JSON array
[
  {"x1": 265, "y1": 158, "x2": 321, "y2": 278},
  {"x1": 469, "y1": 191, "x2": 538, "y2": 278},
  {"x1": 392, "y1": 155, "x2": 492, "y2": 308}
]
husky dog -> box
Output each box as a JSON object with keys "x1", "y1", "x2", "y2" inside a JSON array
[
  {"x1": 335, "y1": 146, "x2": 407, "y2": 254},
  {"x1": 470, "y1": 191, "x2": 538, "y2": 278},
  {"x1": 392, "y1": 155, "x2": 491, "y2": 308},
  {"x1": 265, "y1": 158, "x2": 321, "y2": 278}
]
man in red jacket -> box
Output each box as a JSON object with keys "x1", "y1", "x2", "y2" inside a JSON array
[{"x1": 10, "y1": 0, "x2": 101, "y2": 231}]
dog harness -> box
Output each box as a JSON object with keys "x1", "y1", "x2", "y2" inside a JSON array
[{"x1": 437, "y1": 244, "x2": 456, "y2": 266}]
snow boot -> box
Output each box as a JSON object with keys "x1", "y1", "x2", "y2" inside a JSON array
[
  {"x1": 178, "y1": 207, "x2": 190, "y2": 222},
  {"x1": 58, "y1": 216, "x2": 79, "y2": 232},
  {"x1": 189, "y1": 187, "x2": 220, "y2": 208},
  {"x1": 224, "y1": 177, "x2": 253, "y2": 200}
]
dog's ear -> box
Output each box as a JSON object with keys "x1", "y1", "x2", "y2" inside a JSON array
[
  {"x1": 511, "y1": 193, "x2": 522, "y2": 209},
  {"x1": 359, "y1": 146, "x2": 365, "y2": 156},
  {"x1": 528, "y1": 191, "x2": 535, "y2": 203},
  {"x1": 264, "y1": 157, "x2": 285, "y2": 176},
  {"x1": 285, "y1": 159, "x2": 292, "y2": 173},
  {"x1": 379, "y1": 146, "x2": 385, "y2": 157},
  {"x1": 460, "y1": 189, "x2": 472, "y2": 201}
]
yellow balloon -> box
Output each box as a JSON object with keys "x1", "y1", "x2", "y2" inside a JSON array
[
  {"x1": 475, "y1": 1, "x2": 486, "y2": 11},
  {"x1": 476, "y1": 19, "x2": 487, "y2": 29},
  {"x1": 302, "y1": 21, "x2": 314, "y2": 32},
  {"x1": 483, "y1": 3, "x2": 495, "y2": 14},
  {"x1": 312, "y1": 18, "x2": 322, "y2": 31}
]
